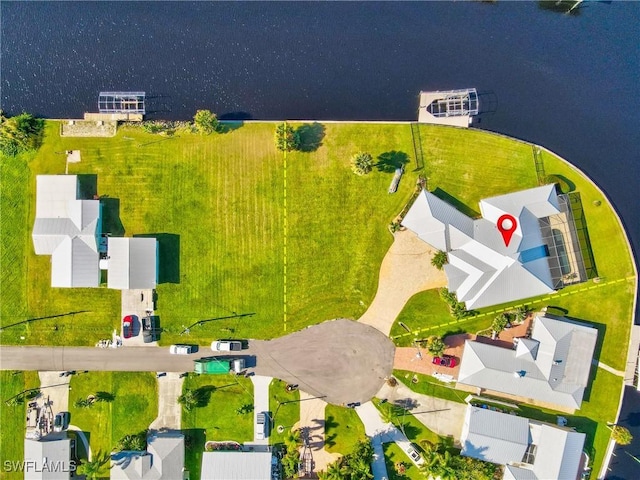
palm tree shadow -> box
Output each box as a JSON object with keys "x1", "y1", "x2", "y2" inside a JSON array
[{"x1": 376, "y1": 151, "x2": 410, "y2": 173}]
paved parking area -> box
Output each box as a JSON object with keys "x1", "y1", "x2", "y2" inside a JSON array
[
  {"x1": 120, "y1": 289, "x2": 155, "y2": 346},
  {"x1": 38, "y1": 371, "x2": 71, "y2": 415}
]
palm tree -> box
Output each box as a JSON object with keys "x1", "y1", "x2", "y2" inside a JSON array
[
  {"x1": 76, "y1": 451, "x2": 110, "y2": 479},
  {"x1": 94, "y1": 391, "x2": 115, "y2": 403},
  {"x1": 284, "y1": 428, "x2": 301, "y2": 451},
  {"x1": 611, "y1": 425, "x2": 633, "y2": 445},
  {"x1": 177, "y1": 389, "x2": 198, "y2": 412},
  {"x1": 350, "y1": 152, "x2": 373, "y2": 176},
  {"x1": 74, "y1": 398, "x2": 92, "y2": 409},
  {"x1": 323, "y1": 459, "x2": 349, "y2": 480},
  {"x1": 426, "y1": 336, "x2": 446, "y2": 357},
  {"x1": 431, "y1": 250, "x2": 448, "y2": 270}
]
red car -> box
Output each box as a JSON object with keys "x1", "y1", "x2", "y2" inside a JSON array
[
  {"x1": 122, "y1": 315, "x2": 135, "y2": 339},
  {"x1": 432, "y1": 355, "x2": 457, "y2": 368}
]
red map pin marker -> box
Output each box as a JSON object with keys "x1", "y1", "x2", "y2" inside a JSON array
[{"x1": 497, "y1": 214, "x2": 517, "y2": 247}]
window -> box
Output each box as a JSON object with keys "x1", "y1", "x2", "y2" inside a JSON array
[{"x1": 522, "y1": 444, "x2": 537, "y2": 464}]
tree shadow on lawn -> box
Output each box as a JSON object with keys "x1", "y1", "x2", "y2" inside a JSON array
[
  {"x1": 296, "y1": 122, "x2": 325, "y2": 152},
  {"x1": 135, "y1": 233, "x2": 180, "y2": 284},
  {"x1": 194, "y1": 385, "x2": 217, "y2": 408},
  {"x1": 431, "y1": 187, "x2": 480, "y2": 218},
  {"x1": 376, "y1": 151, "x2": 410, "y2": 173}
]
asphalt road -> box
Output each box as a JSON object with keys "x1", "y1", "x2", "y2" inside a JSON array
[{"x1": 0, "y1": 318, "x2": 394, "y2": 405}]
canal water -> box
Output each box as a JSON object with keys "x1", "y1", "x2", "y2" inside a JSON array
[{"x1": 1, "y1": 1, "x2": 639, "y2": 269}]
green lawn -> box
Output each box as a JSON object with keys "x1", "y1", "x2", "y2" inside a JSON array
[
  {"x1": 372, "y1": 398, "x2": 441, "y2": 448},
  {"x1": 67, "y1": 372, "x2": 157, "y2": 460},
  {"x1": 420, "y1": 125, "x2": 539, "y2": 217},
  {"x1": 383, "y1": 442, "x2": 424, "y2": 480},
  {"x1": 0, "y1": 121, "x2": 417, "y2": 345},
  {"x1": 324, "y1": 404, "x2": 366, "y2": 455},
  {"x1": 0, "y1": 371, "x2": 39, "y2": 480},
  {"x1": 181, "y1": 373, "x2": 254, "y2": 479},
  {"x1": 393, "y1": 371, "x2": 467, "y2": 404},
  {"x1": 268, "y1": 379, "x2": 300, "y2": 446}
]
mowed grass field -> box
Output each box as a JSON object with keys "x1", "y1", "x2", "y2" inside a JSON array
[
  {"x1": 68, "y1": 372, "x2": 157, "y2": 459},
  {"x1": 0, "y1": 371, "x2": 40, "y2": 480},
  {"x1": 0, "y1": 121, "x2": 417, "y2": 345}
]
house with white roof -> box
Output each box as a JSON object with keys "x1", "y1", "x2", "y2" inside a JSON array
[
  {"x1": 32, "y1": 175, "x2": 157, "y2": 290},
  {"x1": 200, "y1": 451, "x2": 274, "y2": 480},
  {"x1": 24, "y1": 433, "x2": 73, "y2": 480},
  {"x1": 457, "y1": 314, "x2": 598, "y2": 412},
  {"x1": 32, "y1": 175, "x2": 102, "y2": 287},
  {"x1": 460, "y1": 405, "x2": 586, "y2": 480},
  {"x1": 110, "y1": 431, "x2": 185, "y2": 480},
  {"x1": 403, "y1": 184, "x2": 573, "y2": 309}
]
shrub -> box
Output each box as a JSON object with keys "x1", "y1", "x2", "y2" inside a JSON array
[
  {"x1": 193, "y1": 109, "x2": 220, "y2": 134},
  {"x1": 431, "y1": 250, "x2": 448, "y2": 270},
  {"x1": 0, "y1": 111, "x2": 44, "y2": 156},
  {"x1": 274, "y1": 122, "x2": 300, "y2": 151}
]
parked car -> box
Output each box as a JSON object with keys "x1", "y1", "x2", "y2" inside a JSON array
[
  {"x1": 53, "y1": 412, "x2": 69, "y2": 432},
  {"x1": 211, "y1": 340, "x2": 242, "y2": 352},
  {"x1": 432, "y1": 355, "x2": 457, "y2": 368},
  {"x1": 142, "y1": 316, "x2": 155, "y2": 343},
  {"x1": 169, "y1": 344, "x2": 195, "y2": 355},
  {"x1": 122, "y1": 315, "x2": 135, "y2": 339},
  {"x1": 255, "y1": 412, "x2": 268, "y2": 440},
  {"x1": 406, "y1": 445, "x2": 424, "y2": 465}
]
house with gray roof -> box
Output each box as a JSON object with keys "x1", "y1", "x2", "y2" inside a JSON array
[
  {"x1": 110, "y1": 431, "x2": 185, "y2": 479},
  {"x1": 32, "y1": 175, "x2": 157, "y2": 290},
  {"x1": 107, "y1": 237, "x2": 158, "y2": 289},
  {"x1": 402, "y1": 185, "x2": 572, "y2": 309},
  {"x1": 457, "y1": 314, "x2": 598, "y2": 411},
  {"x1": 32, "y1": 175, "x2": 102, "y2": 287},
  {"x1": 200, "y1": 451, "x2": 274, "y2": 480},
  {"x1": 461, "y1": 405, "x2": 586, "y2": 480},
  {"x1": 24, "y1": 434, "x2": 73, "y2": 479}
]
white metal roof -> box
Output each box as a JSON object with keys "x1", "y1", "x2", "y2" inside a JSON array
[
  {"x1": 24, "y1": 436, "x2": 71, "y2": 480},
  {"x1": 110, "y1": 433, "x2": 184, "y2": 480},
  {"x1": 107, "y1": 237, "x2": 158, "y2": 290},
  {"x1": 32, "y1": 176, "x2": 100, "y2": 287},
  {"x1": 457, "y1": 315, "x2": 598, "y2": 410},
  {"x1": 461, "y1": 405, "x2": 586, "y2": 480},
  {"x1": 200, "y1": 451, "x2": 272, "y2": 480},
  {"x1": 402, "y1": 186, "x2": 559, "y2": 309},
  {"x1": 461, "y1": 406, "x2": 530, "y2": 465}
]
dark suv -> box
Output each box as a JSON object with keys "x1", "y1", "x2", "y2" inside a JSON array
[{"x1": 142, "y1": 316, "x2": 156, "y2": 343}]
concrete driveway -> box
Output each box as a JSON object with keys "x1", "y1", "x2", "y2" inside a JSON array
[
  {"x1": 120, "y1": 289, "x2": 156, "y2": 346},
  {"x1": 38, "y1": 371, "x2": 71, "y2": 415},
  {"x1": 359, "y1": 229, "x2": 447, "y2": 336},
  {"x1": 1, "y1": 319, "x2": 395, "y2": 406},
  {"x1": 376, "y1": 379, "x2": 466, "y2": 441},
  {"x1": 149, "y1": 372, "x2": 185, "y2": 430},
  {"x1": 250, "y1": 375, "x2": 272, "y2": 445}
]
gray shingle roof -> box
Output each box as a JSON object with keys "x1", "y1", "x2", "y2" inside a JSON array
[{"x1": 457, "y1": 315, "x2": 598, "y2": 410}]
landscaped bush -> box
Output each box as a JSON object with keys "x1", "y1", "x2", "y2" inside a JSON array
[{"x1": 0, "y1": 112, "x2": 44, "y2": 156}]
